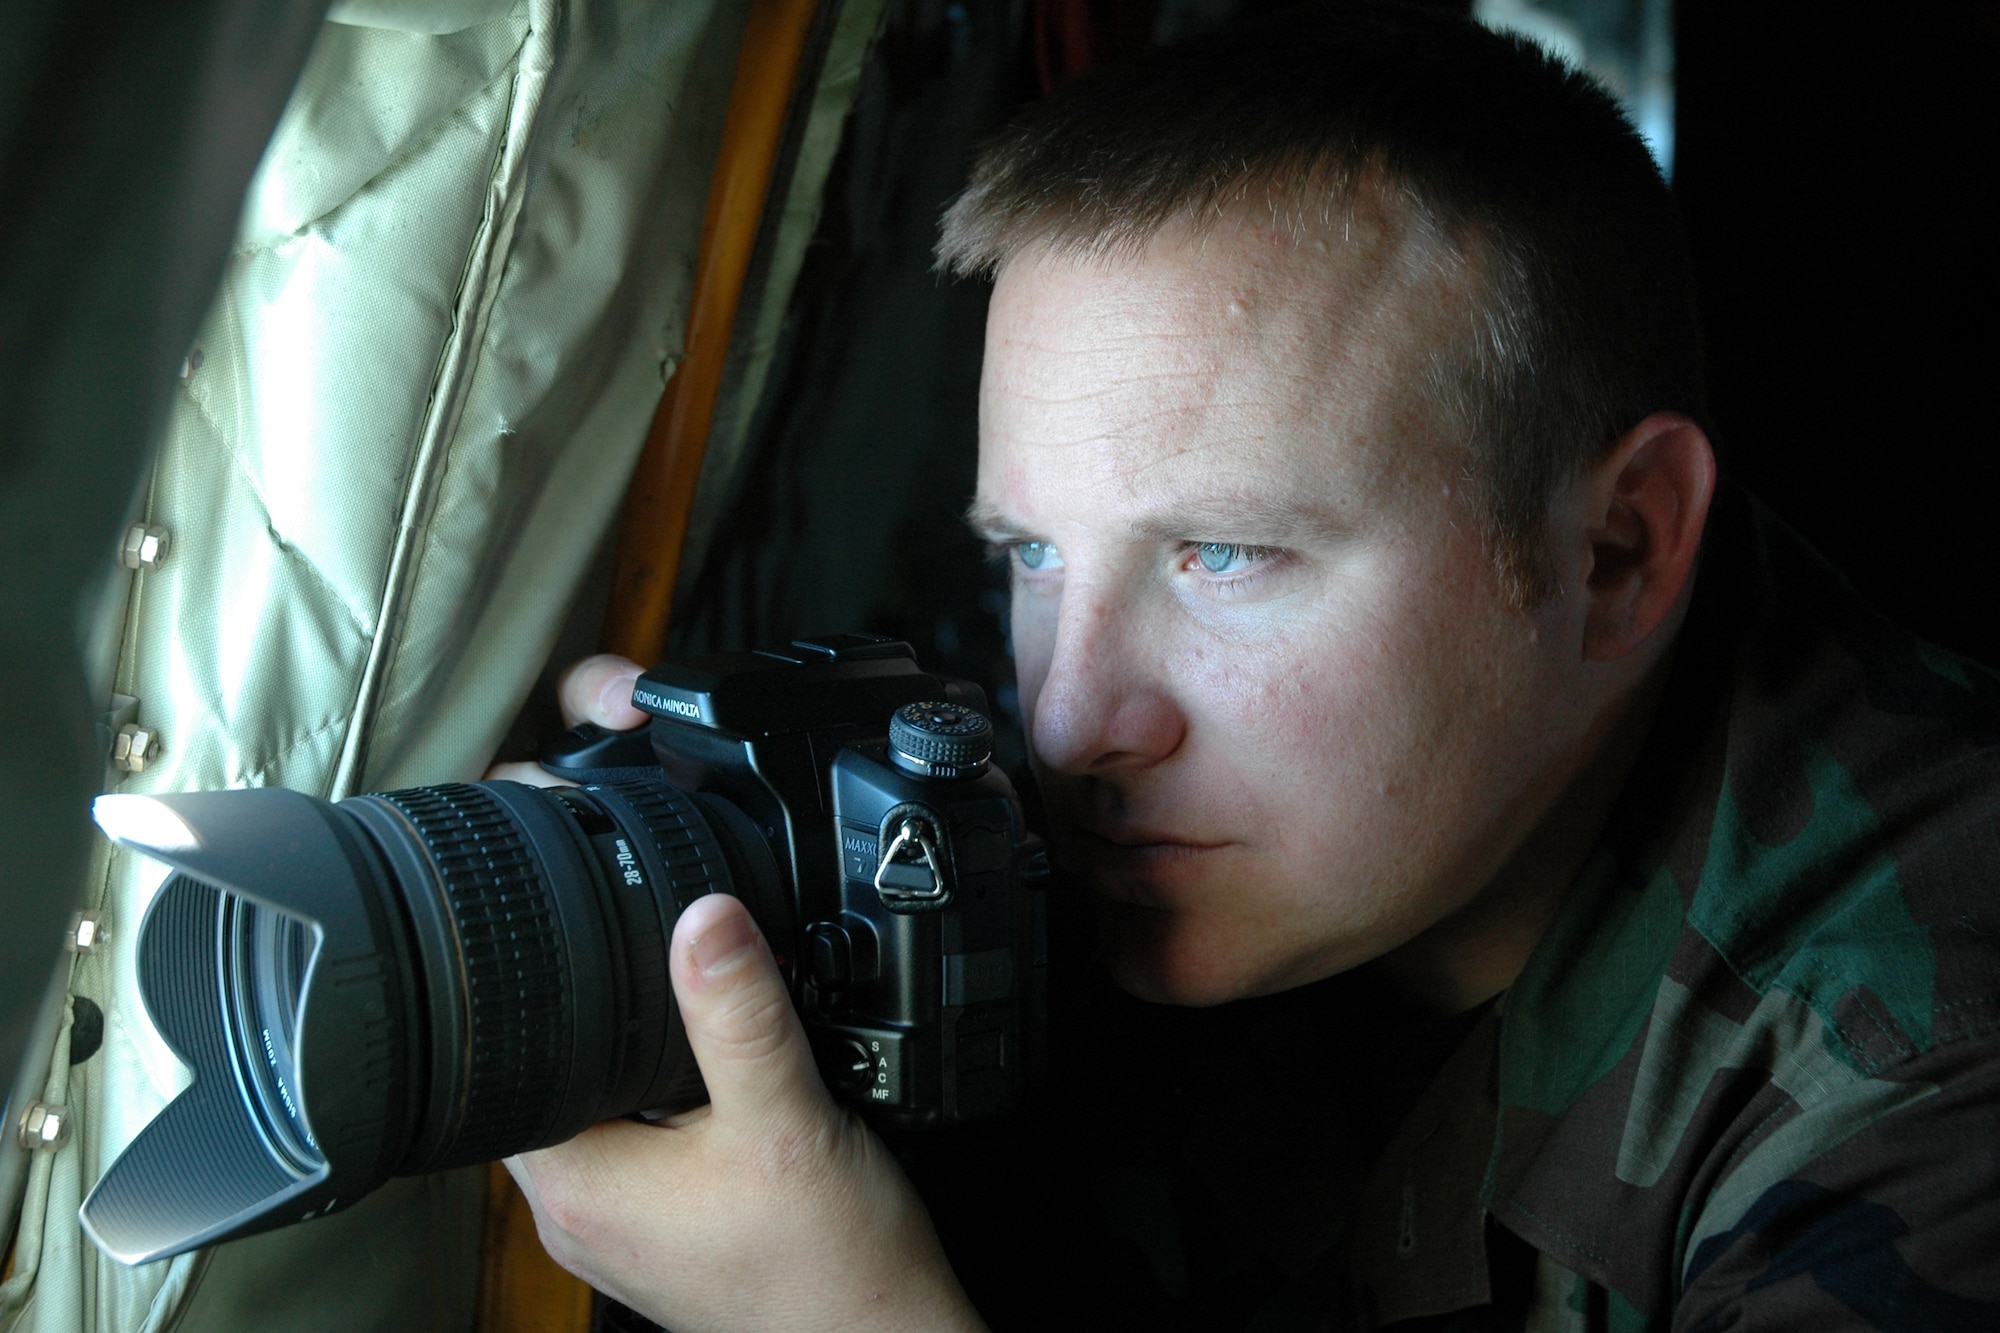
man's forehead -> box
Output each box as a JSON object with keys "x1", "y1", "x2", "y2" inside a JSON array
[
  {"x1": 986, "y1": 179, "x2": 1456, "y2": 328},
  {"x1": 981, "y1": 193, "x2": 1470, "y2": 438},
  {"x1": 976, "y1": 195, "x2": 1469, "y2": 528}
]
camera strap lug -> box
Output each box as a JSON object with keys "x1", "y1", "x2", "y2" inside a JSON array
[{"x1": 874, "y1": 813, "x2": 950, "y2": 909}]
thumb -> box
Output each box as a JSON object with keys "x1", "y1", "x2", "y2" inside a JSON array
[{"x1": 671, "y1": 893, "x2": 828, "y2": 1126}]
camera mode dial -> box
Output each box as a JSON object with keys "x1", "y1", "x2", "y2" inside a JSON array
[{"x1": 888, "y1": 701, "x2": 992, "y2": 779}]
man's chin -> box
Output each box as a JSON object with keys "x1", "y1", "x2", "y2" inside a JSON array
[{"x1": 1092, "y1": 899, "x2": 1270, "y2": 1007}]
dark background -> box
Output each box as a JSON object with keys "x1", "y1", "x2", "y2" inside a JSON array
[{"x1": 1676, "y1": 0, "x2": 2000, "y2": 668}]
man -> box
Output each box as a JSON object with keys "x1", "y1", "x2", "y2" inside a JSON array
[{"x1": 501, "y1": 5, "x2": 2000, "y2": 1328}]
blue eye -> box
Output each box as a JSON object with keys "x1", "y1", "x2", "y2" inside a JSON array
[
  {"x1": 1015, "y1": 541, "x2": 1062, "y2": 571},
  {"x1": 1194, "y1": 542, "x2": 1260, "y2": 574}
]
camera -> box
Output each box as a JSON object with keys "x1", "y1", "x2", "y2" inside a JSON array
[{"x1": 83, "y1": 634, "x2": 1045, "y2": 1265}]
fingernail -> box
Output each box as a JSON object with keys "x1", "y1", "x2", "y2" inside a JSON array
[{"x1": 690, "y1": 912, "x2": 757, "y2": 978}]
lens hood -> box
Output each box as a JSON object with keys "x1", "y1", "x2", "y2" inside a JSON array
[{"x1": 83, "y1": 788, "x2": 419, "y2": 1265}]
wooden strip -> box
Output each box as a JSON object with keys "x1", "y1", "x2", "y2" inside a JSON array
[{"x1": 601, "y1": 0, "x2": 823, "y2": 665}]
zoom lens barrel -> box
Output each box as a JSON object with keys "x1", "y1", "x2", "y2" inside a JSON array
[{"x1": 81, "y1": 775, "x2": 778, "y2": 1265}]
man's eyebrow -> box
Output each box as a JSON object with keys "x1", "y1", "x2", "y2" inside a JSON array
[
  {"x1": 963, "y1": 500, "x2": 1026, "y2": 542},
  {"x1": 1125, "y1": 494, "x2": 1348, "y2": 545},
  {"x1": 964, "y1": 495, "x2": 1351, "y2": 545}
]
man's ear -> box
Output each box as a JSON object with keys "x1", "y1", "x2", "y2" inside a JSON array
[{"x1": 1580, "y1": 412, "x2": 1716, "y2": 662}]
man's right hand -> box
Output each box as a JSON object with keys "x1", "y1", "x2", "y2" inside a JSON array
[{"x1": 504, "y1": 891, "x2": 983, "y2": 1332}]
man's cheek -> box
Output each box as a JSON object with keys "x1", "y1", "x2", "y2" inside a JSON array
[{"x1": 1009, "y1": 596, "x2": 1058, "y2": 736}]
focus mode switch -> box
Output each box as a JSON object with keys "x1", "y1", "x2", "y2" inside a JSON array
[
  {"x1": 816, "y1": 1026, "x2": 907, "y2": 1105},
  {"x1": 829, "y1": 1038, "x2": 872, "y2": 1094}
]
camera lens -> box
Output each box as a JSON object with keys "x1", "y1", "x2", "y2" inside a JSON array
[
  {"x1": 81, "y1": 775, "x2": 786, "y2": 1263},
  {"x1": 351, "y1": 780, "x2": 603, "y2": 1169},
  {"x1": 340, "y1": 777, "x2": 791, "y2": 1170}
]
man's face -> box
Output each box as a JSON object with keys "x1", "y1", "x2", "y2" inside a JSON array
[{"x1": 973, "y1": 209, "x2": 1596, "y2": 1007}]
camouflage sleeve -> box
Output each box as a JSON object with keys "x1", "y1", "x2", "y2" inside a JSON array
[{"x1": 1671, "y1": 1035, "x2": 2000, "y2": 1331}]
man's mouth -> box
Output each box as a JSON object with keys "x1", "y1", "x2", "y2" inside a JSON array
[
  {"x1": 1078, "y1": 829, "x2": 1224, "y2": 856},
  {"x1": 1064, "y1": 826, "x2": 1232, "y2": 891}
]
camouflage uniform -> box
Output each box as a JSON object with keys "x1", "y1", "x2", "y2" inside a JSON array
[{"x1": 1347, "y1": 484, "x2": 2000, "y2": 1329}]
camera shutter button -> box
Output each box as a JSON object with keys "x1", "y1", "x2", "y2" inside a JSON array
[{"x1": 888, "y1": 702, "x2": 992, "y2": 779}]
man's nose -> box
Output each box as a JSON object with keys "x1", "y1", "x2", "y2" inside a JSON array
[{"x1": 1028, "y1": 594, "x2": 1185, "y2": 775}]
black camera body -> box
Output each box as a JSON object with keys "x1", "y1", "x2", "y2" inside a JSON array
[
  {"x1": 81, "y1": 634, "x2": 1042, "y2": 1265},
  {"x1": 546, "y1": 632, "x2": 1045, "y2": 1127}
]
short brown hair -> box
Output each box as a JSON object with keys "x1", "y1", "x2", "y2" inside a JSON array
[{"x1": 939, "y1": 2, "x2": 1707, "y2": 606}]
